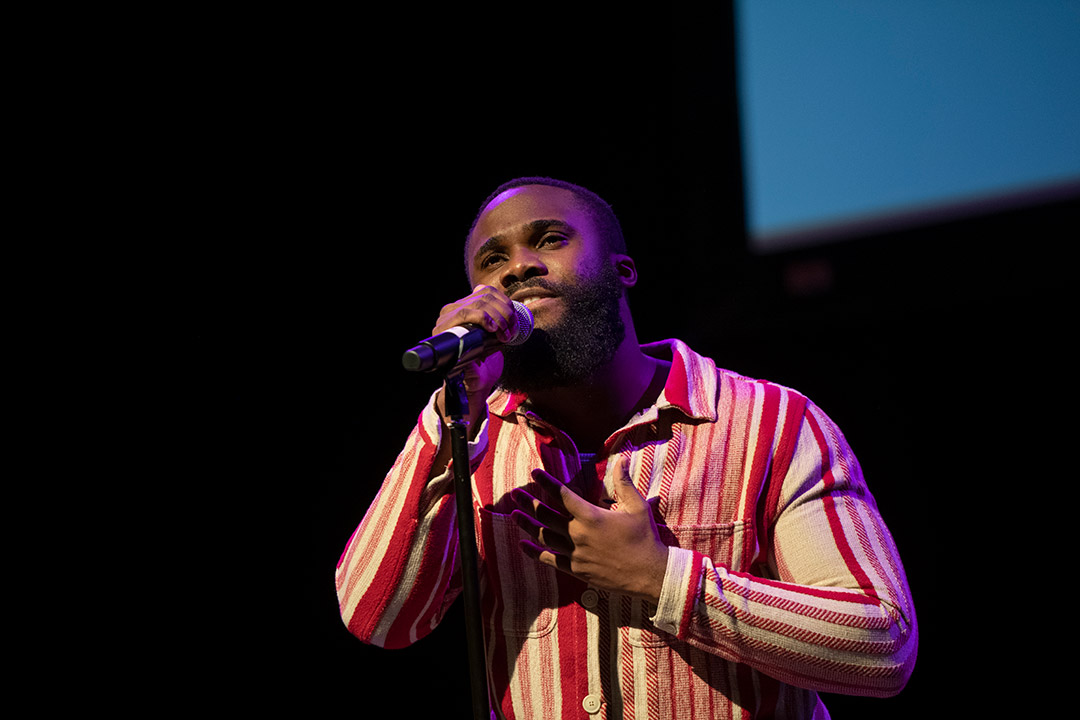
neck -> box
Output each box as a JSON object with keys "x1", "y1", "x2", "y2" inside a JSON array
[{"x1": 525, "y1": 323, "x2": 667, "y2": 454}]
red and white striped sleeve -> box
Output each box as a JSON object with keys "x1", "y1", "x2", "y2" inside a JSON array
[
  {"x1": 334, "y1": 393, "x2": 488, "y2": 649},
  {"x1": 650, "y1": 399, "x2": 918, "y2": 698}
]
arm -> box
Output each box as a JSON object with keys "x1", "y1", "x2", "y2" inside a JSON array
[
  {"x1": 652, "y1": 401, "x2": 917, "y2": 697},
  {"x1": 335, "y1": 396, "x2": 472, "y2": 648},
  {"x1": 514, "y1": 401, "x2": 917, "y2": 697},
  {"x1": 335, "y1": 285, "x2": 518, "y2": 648}
]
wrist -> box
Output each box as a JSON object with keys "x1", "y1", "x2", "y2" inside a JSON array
[{"x1": 636, "y1": 545, "x2": 669, "y2": 604}]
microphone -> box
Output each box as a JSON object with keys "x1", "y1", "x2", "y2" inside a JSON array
[{"x1": 402, "y1": 301, "x2": 534, "y2": 372}]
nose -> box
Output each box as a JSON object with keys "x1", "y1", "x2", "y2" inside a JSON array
[{"x1": 499, "y1": 246, "x2": 547, "y2": 289}]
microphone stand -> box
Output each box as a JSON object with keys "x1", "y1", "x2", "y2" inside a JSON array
[{"x1": 441, "y1": 368, "x2": 491, "y2": 720}]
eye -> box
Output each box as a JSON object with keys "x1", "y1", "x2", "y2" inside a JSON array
[
  {"x1": 538, "y1": 232, "x2": 568, "y2": 248},
  {"x1": 479, "y1": 252, "x2": 506, "y2": 270}
]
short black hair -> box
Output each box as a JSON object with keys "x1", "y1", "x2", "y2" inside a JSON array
[{"x1": 465, "y1": 176, "x2": 627, "y2": 277}]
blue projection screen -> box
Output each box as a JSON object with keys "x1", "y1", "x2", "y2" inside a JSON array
[{"x1": 735, "y1": 2, "x2": 1080, "y2": 253}]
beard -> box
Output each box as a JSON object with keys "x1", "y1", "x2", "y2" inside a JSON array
[{"x1": 498, "y1": 263, "x2": 626, "y2": 394}]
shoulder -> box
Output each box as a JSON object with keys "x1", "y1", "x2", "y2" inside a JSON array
[
  {"x1": 648, "y1": 338, "x2": 811, "y2": 425},
  {"x1": 715, "y1": 365, "x2": 809, "y2": 404}
]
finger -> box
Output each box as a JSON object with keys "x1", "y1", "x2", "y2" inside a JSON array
[
  {"x1": 510, "y1": 508, "x2": 543, "y2": 539},
  {"x1": 434, "y1": 303, "x2": 507, "y2": 338},
  {"x1": 519, "y1": 539, "x2": 573, "y2": 574},
  {"x1": 466, "y1": 286, "x2": 515, "y2": 340},
  {"x1": 511, "y1": 510, "x2": 572, "y2": 554},
  {"x1": 473, "y1": 285, "x2": 522, "y2": 342},
  {"x1": 510, "y1": 488, "x2": 570, "y2": 530},
  {"x1": 611, "y1": 455, "x2": 647, "y2": 510},
  {"x1": 433, "y1": 286, "x2": 515, "y2": 338},
  {"x1": 531, "y1": 468, "x2": 596, "y2": 518}
]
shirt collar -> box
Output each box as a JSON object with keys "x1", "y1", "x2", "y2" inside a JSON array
[{"x1": 488, "y1": 338, "x2": 718, "y2": 423}]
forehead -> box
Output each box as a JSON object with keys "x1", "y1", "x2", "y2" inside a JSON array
[{"x1": 467, "y1": 185, "x2": 594, "y2": 260}]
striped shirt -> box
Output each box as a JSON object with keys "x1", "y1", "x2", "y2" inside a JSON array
[{"x1": 337, "y1": 339, "x2": 917, "y2": 719}]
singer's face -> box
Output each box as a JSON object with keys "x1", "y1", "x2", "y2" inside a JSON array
[{"x1": 466, "y1": 185, "x2": 613, "y2": 328}]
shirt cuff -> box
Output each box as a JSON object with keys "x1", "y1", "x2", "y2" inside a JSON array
[
  {"x1": 419, "y1": 388, "x2": 491, "y2": 468},
  {"x1": 649, "y1": 546, "x2": 702, "y2": 638}
]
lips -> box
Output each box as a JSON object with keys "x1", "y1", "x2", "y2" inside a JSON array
[
  {"x1": 510, "y1": 287, "x2": 559, "y2": 308},
  {"x1": 516, "y1": 294, "x2": 556, "y2": 309}
]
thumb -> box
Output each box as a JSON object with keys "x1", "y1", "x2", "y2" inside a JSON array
[{"x1": 612, "y1": 456, "x2": 646, "y2": 509}]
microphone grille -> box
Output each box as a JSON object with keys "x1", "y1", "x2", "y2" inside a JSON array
[{"x1": 506, "y1": 301, "x2": 534, "y2": 346}]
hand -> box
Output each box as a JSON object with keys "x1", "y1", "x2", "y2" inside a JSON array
[
  {"x1": 511, "y1": 456, "x2": 669, "y2": 602},
  {"x1": 432, "y1": 285, "x2": 514, "y2": 429},
  {"x1": 432, "y1": 284, "x2": 519, "y2": 343}
]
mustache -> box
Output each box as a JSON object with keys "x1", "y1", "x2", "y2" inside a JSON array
[{"x1": 504, "y1": 276, "x2": 565, "y2": 298}]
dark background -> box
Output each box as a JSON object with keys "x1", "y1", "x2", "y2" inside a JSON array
[{"x1": 179, "y1": 6, "x2": 1071, "y2": 717}]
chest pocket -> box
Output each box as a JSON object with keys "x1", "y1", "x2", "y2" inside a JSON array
[
  {"x1": 665, "y1": 520, "x2": 749, "y2": 569},
  {"x1": 477, "y1": 508, "x2": 559, "y2": 639},
  {"x1": 626, "y1": 520, "x2": 750, "y2": 647}
]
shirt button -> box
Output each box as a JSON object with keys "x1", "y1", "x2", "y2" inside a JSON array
[
  {"x1": 580, "y1": 589, "x2": 599, "y2": 609},
  {"x1": 582, "y1": 694, "x2": 603, "y2": 714}
]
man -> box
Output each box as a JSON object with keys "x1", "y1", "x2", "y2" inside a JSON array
[{"x1": 336, "y1": 177, "x2": 917, "y2": 719}]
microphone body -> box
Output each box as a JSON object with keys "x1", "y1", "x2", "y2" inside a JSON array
[{"x1": 402, "y1": 301, "x2": 534, "y2": 373}]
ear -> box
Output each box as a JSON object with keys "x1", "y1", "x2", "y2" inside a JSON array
[{"x1": 612, "y1": 254, "x2": 638, "y2": 289}]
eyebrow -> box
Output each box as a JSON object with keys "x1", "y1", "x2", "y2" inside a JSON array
[{"x1": 472, "y1": 219, "x2": 573, "y2": 267}]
